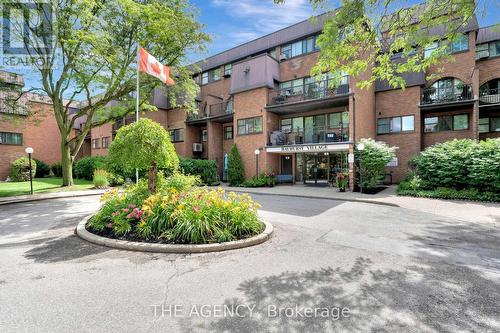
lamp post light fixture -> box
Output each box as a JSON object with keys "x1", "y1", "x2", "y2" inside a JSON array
[
  {"x1": 25, "y1": 147, "x2": 34, "y2": 195},
  {"x1": 254, "y1": 148, "x2": 260, "y2": 176},
  {"x1": 356, "y1": 143, "x2": 365, "y2": 193}
]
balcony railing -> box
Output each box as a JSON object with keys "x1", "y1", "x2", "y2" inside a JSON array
[
  {"x1": 479, "y1": 88, "x2": 500, "y2": 104},
  {"x1": 187, "y1": 100, "x2": 234, "y2": 121},
  {"x1": 421, "y1": 84, "x2": 473, "y2": 105},
  {"x1": 268, "y1": 80, "x2": 350, "y2": 106},
  {"x1": 268, "y1": 126, "x2": 349, "y2": 146}
]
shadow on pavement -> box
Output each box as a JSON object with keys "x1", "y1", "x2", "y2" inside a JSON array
[
  {"x1": 24, "y1": 235, "x2": 109, "y2": 263},
  {"x1": 253, "y1": 194, "x2": 345, "y2": 217}
]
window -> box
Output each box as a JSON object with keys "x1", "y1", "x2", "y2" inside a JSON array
[
  {"x1": 281, "y1": 118, "x2": 292, "y2": 132},
  {"x1": 224, "y1": 126, "x2": 233, "y2": 140},
  {"x1": 490, "y1": 41, "x2": 500, "y2": 57},
  {"x1": 491, "y1": 117, "x2": 500, "y2": 132},
  {"x1": 169, "y1": 128, "x2": 184, "y2": 142},
  {"x1": 449, "y1": 34, "x2": 468, "y2": 53},
  {"x1": 280, "y1": 35, "x2": 319, "y2": 59},
  {"x1": 201, "y1": 67, "x2": 221, "y2": 85},
  {"x1": 269, "y1": 49, "x2": 277, "y2": 59},
  {"x1": 377, "y1": 116, "x2": 414, "y2": 134},
  {"x1": 0, "y1": 132, "x2": 22, "y2": 145},
  {"x1": 479, "y1": 118, "x2": 490, "y2": 133},
  {"x1": 92, "y1": 139, "x2": 100, "y2": 149},
  {"x1": 202, "y1": 129, "x2": 207, "y2": 142},
  {"x1": 424, "y1": 42, "x2": 439, "y2": 58},
  {"x1": 476, "y1": 43, "x2": 490, "y2": 59},
  {"x1": 102, "y1": 137, "x2": 110, "y2": 148},
  {"x1": 224, "y1": 64, "x2": 232, "y2": 76},
  {"x1": 237, "y1": 117, "x2": 262, "y2": 135},
  {"x1": 424, "y1": 114, "x2": 468, "y2": 132}
]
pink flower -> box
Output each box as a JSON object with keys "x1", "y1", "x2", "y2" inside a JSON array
[
  {"x1": 126, "y1": 213, "x2": 134, "y2": 219},
  {"x1": 122, "y1": 208, "x2": 129, "y2": 213},
  {"x1": 106, "y1": 223, "x2": 113, "y2": 228},
  {"x1": 193, "y1": 205, "x2": 201, "y2": 213},
  {"x1": 128, "y1": 204, "x2": 136, "y2": 209},
  {"x1": 112, "y1": 212, "x2": 118, "y2": 217}
]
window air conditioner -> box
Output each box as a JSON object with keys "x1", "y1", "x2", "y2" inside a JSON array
[{"x1": 193, "y1": 143, "x2": 203, "y2": 152}]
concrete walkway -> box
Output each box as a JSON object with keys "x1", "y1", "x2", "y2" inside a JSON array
[
  {"x1": 222, "y1": 184, "x2": 500, "y2": 225},
  {"x1": 0, "y1": 189, "x2": 106, "y2": 206}
]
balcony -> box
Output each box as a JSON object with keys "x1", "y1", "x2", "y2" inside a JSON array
[
  {"x1": 266, "y1": 80, "x2": 350, "y2": 114},
  {"x1": 479, "y1": 88, "x2": 500, "y2": 105},
  {"x1": 420, "y1": 84, "x2": 474, "y2": 108},
  {"x1": 186, "y1": 100, "x2": 234, "y2": 124},
  {"x1": 268, "y1": 126, "x2": 349, "y2": 147}
]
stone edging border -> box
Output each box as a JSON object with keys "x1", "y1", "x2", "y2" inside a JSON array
[
  {"x1": 76, "y1": 215, "x2": 273, "y2": 253},
  {"x1": 0, "y1": 192, "x2": 105, "y2": 206}
]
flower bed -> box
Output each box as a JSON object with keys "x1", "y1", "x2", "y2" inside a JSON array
[{"x1": 86, "y1": 174, "x2": 264, "y2": 244}]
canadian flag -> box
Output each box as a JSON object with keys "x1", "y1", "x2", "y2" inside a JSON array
[{"x1": 139, "y1": 47, "x2": 175, "y2": 85}]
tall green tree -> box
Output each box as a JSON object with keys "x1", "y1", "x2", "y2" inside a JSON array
[
  {"x1": 11, "y1": 0, "x2": 208, "y2": 186},
  {"x1": 275, "y1": 0, "x2": 483, "y2": 88},
  {"x1": 228, "y1": 144, "x2": 245, "y2": 186},
  {"x1": 108, "y1": 118, "x2": 179, "y2": 193}
]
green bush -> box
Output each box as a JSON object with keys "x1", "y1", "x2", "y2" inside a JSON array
[
  {"x1": 34, "y1": 159, "x2": 50, "y2": 178},
  {"x1": 228, "y1": 144, "x2": 244, "y2": 186},
  {"x1": 51, "y1": 162, "x2": 63, "y2": 177},
  {"x1": 93, "y1": 169, "x2": 109, "y2": 188},
  {"x1": 396, "y1": 187, "x2": 500, "y2": 202},
  {"x1": 107, "y1": 173, "x2": 125, "y2": 187},
  {"x1": 74, "y1": 156, "x2": 107, "y2": 180},
  {"x1": 356, "y1": 138, "x2": 395, "y2": 190},
  {"x1": 179, "y1": 158, "x2": 219, "y2": 185},
  {"x1": 243, "y1": 173, "x2": 276, "y2": 187},
  {"x1": 10, "y1": 157, "x2": 37, "y2": 181},
  {"x1": 412, "y1": 138, "x2": 500, "y2": 192},
  {"x1": 87, "y1": 174, "x2": 262, "y2": 244}
]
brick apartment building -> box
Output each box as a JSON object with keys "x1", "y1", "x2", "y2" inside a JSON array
[{"x1": 2, "y1": 12, "x2": 499, "y2": 186}]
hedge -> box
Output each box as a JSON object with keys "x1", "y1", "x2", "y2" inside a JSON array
[
  {"x1": 10, "y1": 157, "x2": 37, "y2": 181},
  {"x1": 34, "y1": 159, "x2": 50, "y2": 178},
  {"x1": 179, "y1": 158, "x2": 219, "y2": 185},
  {"x1": 228, "y1": 144, "x2": 244, "y2": 186},
  {"x1": 51, "y1": 162, "x2": 63, "y2": 177},
  {"x1": 74, "y1": 156, "x2": 107, "y2": 180}
]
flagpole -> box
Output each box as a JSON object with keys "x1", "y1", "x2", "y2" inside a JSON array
[{"x1": 135, "y1": 42, "x2": 140, "y2": 184}]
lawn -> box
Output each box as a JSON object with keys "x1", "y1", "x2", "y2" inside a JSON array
[{"x1": 0, "y1": 177, "x2": 94, "y2": 197}]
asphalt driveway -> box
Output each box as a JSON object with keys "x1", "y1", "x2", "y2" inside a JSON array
[{"x1": 0, "y1": 194, "x2": 499, "y2": 332}]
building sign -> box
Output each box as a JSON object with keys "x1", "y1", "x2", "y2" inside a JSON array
[
  {"x1": 266, "y1": 143, "x2": 350, "y2": 153},
  {"x1": 386, "y1": 157, "x2": 398, "y2": 167}
]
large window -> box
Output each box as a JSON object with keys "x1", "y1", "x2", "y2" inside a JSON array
[
  {"x1": 224, "y1": 126, "x2": 233, "y2": 140},
  {"x1": 280, "y1": 111, "x2": 349, "y2": 143},
  {"x1": 92, "y1": 139, "x2": 100, "y2": 149},
  {"x1": 0, "y1": 132, "x2": 22, "y2": 145},
  {"x1": 424, "y1": 114, "x2": 469, "y2": 132},
  {"x1": 479, "y1": 117, "x2": 500, "y2": 133},
  {"x1": 237, "y1": 117, "x2": 262, "y2": 135},
  {"x1": 279, "y1": 74, "x2": 348, "y2": 98},
  {"x1": 424, "y1": 34, "x2": 468, "y2": 58},
  {"x1": 102, "y1": 137, "x2": 110, "y2": 148},
  {"x1": 201, "y1": 67, "x2": 221, "y2": 85},
  {"x1": 280, "y1": 35, "x2": 319, "y2": 59},
  {"x1": 169, "y1": 128, "x2": 184, "y2": 142},
  {"x1": 377, "y1": 116, "x2": 415, "y2": 134}
]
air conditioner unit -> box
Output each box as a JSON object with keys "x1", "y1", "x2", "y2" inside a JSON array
[
  {"x1": 279, "y1": 54, "x2": 288, "y2": 62},
  {"x1": 193, "y1": 143, "x2": 203, "y2": 152}
]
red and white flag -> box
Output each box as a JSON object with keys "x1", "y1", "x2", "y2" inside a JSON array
[{"x1": 139, "y1": 47, "x2": 175, "y2": 85}]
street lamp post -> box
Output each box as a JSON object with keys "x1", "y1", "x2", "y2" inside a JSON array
[
  {"x1": 254, "y1": 148, "x2": 260, "y2": 176},
  {"x1": 25, "y1": 147, "x2": 34, "y2": 195},
  {"x1": 356, "y1": 143, "x2": 365, "y2": 193}
]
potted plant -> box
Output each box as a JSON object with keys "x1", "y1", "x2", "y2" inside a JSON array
[{"x1": 336, "y1": 173, "x2": 349, "y2": 192}]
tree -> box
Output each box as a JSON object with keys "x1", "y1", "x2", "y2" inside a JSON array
[
  {"x1": 9, "y1": 0, "x2": 209, "y2": 186},
  {"x1": 108, "y1": 118, "x2": 179, "y2": 193},
  {"x1": 355, "y1": 138, "x2": 395, "y2": 191},
  {"x1": 275, "y1": 0, "x2": 482, "y2": 89},
  {"x1": 227, "y1": 144, "x2": 245, "y2": 186}
]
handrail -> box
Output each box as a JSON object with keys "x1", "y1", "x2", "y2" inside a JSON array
[
  {"x1": 479, "y1": 88, "x2": 500, "y2": 104},
  {"x1": 268, "y1": 79, "x2": 350, "y2": 106},
  {"x1": 268, "y1": 126, "x2": 349, "y2": 146},
  {"x1": 421, "y1": 84, "x2": 473, "y2": 105}
]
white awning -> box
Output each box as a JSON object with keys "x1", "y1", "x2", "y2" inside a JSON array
[{"x1": 265, "y1": 143, "x2": 351, "y2": 154}]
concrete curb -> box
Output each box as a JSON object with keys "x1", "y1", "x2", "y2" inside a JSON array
[
  {"x1": 76, "y1": 215, "x2": 274, "y2": 253},
  {"x1": 225, "y1": 188, "x2": 400, "y2": 208},
  {"x1": 0, "y1": 191, "x2": 106, "y2": 206}
]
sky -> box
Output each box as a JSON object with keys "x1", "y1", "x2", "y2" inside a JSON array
[{"x1": 188, "y1": 0, "x2": 499, "y2": 62}]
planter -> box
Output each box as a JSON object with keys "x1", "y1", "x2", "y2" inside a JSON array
[{"x1": 76, "y1": 215, "x2": 273, "y2": 253}]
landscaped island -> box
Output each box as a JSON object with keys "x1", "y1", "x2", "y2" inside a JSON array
[{"x1": 86, "y1": 173, "x2": 264, "y2": 244}]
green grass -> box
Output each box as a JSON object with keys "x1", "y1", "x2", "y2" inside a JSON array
[{"x1": 0, "y1": 177, "x2": 94, "y2": 197}]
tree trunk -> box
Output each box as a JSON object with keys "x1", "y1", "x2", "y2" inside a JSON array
[
  {"x1": 148, "y1": 161, "x2": 158, "y2": 193},
  {"x1": 61, "y1": 141, "x2": 74, "y2": 186}
]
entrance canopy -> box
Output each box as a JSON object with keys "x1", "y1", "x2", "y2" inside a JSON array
[{"x1": 265, "y1": 143, "x2": 350, "y2": 154}]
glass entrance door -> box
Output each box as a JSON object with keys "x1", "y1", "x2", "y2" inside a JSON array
[{"x1": 304, "y1": 153, "x2": 329, "y2": 185}]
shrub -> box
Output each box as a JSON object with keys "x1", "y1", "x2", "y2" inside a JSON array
[
  {"x1": 411, "y1": 138, "x2": 500, "y2": 192},
  {"x1": 34, "y1": 159, "x2": 50, "y2": 178},
  {"x1": 355, "y1": 138, "x2": 395, "y2": 190},
  {"x1": 243, "y1": 172, "x2": 276, "y2": 187},
  {"x1": 107, "y1": 173, "x2": 125, "y2": 187},
  {"x1": 51, "y1": 162, "x2": 63, "y2": 177},
  {"x1": 93, "y1": 169, "x2": 109, "y2": 188},
  {"x1": 228, "y1": 144, "x2": 244, "y2": 186},
  {"x1": 74, "y1": 156, "x2": 107, "y2": 180},
  {"x1": 179, "y1": 158, "x2": 219, "y2": 185},
  {"x1": 10, "y1": 157, "x2": 37, "y2": 181},
  {"x1": 396, "y1": 187, "x2": 500, "y2": 203}
]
